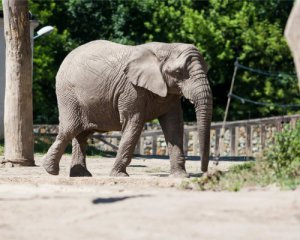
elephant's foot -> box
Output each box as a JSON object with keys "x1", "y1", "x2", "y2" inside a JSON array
[
  {"x1": 170, "y1": 169, "x2": 189, "y2": 178},
  {"x1": 110, "y1": 169, "x2": 129, "y2": 177},
  {"x1": 70, "y1": 164, "x2": 92, "y2": 177},
  {"x1": 42, "y1": 156, "x2": 59, "y2": 175}
]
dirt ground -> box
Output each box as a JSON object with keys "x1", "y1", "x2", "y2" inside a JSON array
[{"x1": 0, "y1": 155, "x2": 300, "y2": 240}]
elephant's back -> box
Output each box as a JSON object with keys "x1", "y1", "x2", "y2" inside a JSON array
[
  {"x1": 56, "y1": 40, "x2": 132, "y2": 87},
  {"x1": 70, "y1": 40, "x2": 132, "y2": 63}
]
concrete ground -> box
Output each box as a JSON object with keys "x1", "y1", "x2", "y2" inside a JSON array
[{"x1": 0, "y1": 156, "x2": 299, "y2": 240}]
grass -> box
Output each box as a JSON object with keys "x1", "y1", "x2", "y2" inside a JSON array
[{"x1": 181, "y1": 161, "x2": 300, "y2": 191}]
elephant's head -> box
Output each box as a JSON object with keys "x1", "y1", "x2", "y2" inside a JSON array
[{"x1": 125, "y1": 43, "x2": 213, "y2": 172}]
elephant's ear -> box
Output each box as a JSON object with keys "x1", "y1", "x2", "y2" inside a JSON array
[{"x1": 125, "y1": 48, "x2": 167, "y2": 97}]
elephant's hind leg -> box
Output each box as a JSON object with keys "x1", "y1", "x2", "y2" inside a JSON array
[
  {"x1": 70, "y1": 130, "x2": 93, "y2": 177},
  {"x1": 43, "y1": 132, "x2": 73, "y2": 175},
  {"x1": 43, "y1": 86, "x2": 85, "y2": 175}
]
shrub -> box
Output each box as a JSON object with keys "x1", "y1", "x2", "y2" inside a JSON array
[
  {"x1": 262, "y1": 122, "x2": 300, "y2": 188},
  {"x1": 264, "y1": 123, "x2": 300, "y2": 176}
]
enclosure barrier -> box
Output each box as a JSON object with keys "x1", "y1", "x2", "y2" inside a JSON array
[{"x1": 33, "y1": 114, "x2": 300, "y2": 158}]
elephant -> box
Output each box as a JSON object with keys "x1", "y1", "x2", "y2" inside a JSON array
[{"x1": 42, "y1": 40, "x2": 213, "y2": 177}]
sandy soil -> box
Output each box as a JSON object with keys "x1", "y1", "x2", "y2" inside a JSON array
[{"x1": 0, "y1": 156, "x2": 300, "y2": 240}]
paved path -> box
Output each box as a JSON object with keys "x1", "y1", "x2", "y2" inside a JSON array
[{"x1": 0, "y1": 156, "x2": 299, "y2": 240}]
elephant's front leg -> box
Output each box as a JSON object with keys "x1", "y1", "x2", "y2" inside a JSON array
[
  {"x1": 110, "y1": 116, "x2": 144, "y2": 177},
  {"x1": 159, "y1": 102, "x2": 188, "y2": 177}
]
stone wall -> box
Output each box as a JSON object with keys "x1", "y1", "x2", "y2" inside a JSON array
[{"x1": 33, "y1": 114, "x2": 300, "y2": 158}]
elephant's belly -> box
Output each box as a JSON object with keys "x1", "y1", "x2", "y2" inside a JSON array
[
  {"x1": 76, "y1": 95, "x2": 120, "y2": 131},
  {"x1": 144, "y1": 95, "x2": 180, "y2": 121},
  {"x1": 84, "y1": 106, "x2": 122, "y2": 132},
  {"x1": 73, "y1": 83, "x2": 123, "y2": 131},
  {"x1": 94, "y1": 120, "x2": 122, "y2": 132}
]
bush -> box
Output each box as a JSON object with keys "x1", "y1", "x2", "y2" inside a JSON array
[{"x1": 264, "y1": 123, "x2": 300, "y2": 178}]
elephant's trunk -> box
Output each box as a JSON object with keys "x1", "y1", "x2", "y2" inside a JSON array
[
  {"x1": 195, "y1": 96, "x2": 212, "y2": 172},
  {"x1": 182, "y1": 65, "x2": 213, "y2": 172}
]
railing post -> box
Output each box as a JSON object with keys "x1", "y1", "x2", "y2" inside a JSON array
[
  {"x1": 290, "y1": 118, "x2": 297, "y2": 128},
  {"x1": 230, "y1": 127, "x2": 236, "y2": 156},
  {"x1": 183, "y1": 130, "x2": 189, "y2": 156},
  {"x1": 215, "y1": 128, "x2": 220, "y2": 156},
  {"x1": 246, "y1": 125, "x2": 252, "y2": 156},
  {"x1": 152, "y1": 135, "x2": 157, "y2": 155},
  {"x1": 276, "y1": 120, "x2": 283, "y2": 132},
  {"x1": 134, "y1": 139, "x2": 141, "y2": 155},
  {"x1": 192, "y1": 131, "x2": 198, "y2": 156},
  {"x1": 139, "y1": 136, "x2": 144, "y2": 155},
  {"x1": 260, "y1": 124, "x2": 266, "y2": 151},
  {"x1": 235, "y1": 127, "x2": 240, "y2": 156}
]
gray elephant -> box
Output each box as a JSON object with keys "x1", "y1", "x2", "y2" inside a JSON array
[{"x1": 43, "y1": 40, "x2": 213, "y2": 177}]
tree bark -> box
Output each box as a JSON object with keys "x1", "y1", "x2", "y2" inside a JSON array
[
  {"x1": 2, "y1": 0, "x2": 34, "y2": 166},
  {"x1": 285, "y1": 1, "x2": 300, "y2": 85}
]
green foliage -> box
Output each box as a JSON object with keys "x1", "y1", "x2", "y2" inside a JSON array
[
  {"x1": 66, "y1": 0, "x2": 153, "y2": 45},
  {"x1": 29, "y1": 0, "x2": 154, "y2": 123},
  {"x1": 29, "y1": 0, "x2": 296, "y2": 123},
  {"x1": 30, "y1": 0, "x2": 76, "y2": 123},
  {"x1": 181, "y1": 123, "x2": 300, "y2": 191}
]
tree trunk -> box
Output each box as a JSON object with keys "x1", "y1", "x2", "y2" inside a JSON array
[
  {"x1": 2, "y1": 0, "x2": 34, "y2": 166},
  {"x1": 285, "y1": 1, "x2": 300, "y2": 84}
]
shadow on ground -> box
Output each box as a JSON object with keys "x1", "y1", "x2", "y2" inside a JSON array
[
  {"x1": 128, "y1": 164, "x2": 147, "y2": 168},
  {"x1": 92, "y1": 194, "x2": 151, "y2": 204}
]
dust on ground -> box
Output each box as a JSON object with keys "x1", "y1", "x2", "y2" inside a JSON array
[{"x1": 0, "y1": 156, "x2": 299, "y2": 240}]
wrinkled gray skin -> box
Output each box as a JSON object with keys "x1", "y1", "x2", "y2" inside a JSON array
[{"x1": 43, "y1": 40, "x2": 213, "y2": 177}]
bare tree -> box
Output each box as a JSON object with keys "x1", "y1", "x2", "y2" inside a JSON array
[
  {"x1": 2, "y1": 0, "x2": 34, "y2": 166},
  {"x1": 285, "y1": 1, "x2": 300, "y2": 84}
]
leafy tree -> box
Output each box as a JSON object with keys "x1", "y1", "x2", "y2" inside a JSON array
[
  {"x1": 30, "y1": 0, "x2": 154, "y2": 123},
  {"x1": 30, "y1": 0, "x2": 74, "y2": 123},
  {"x1": 144, "y1": 0, "x2": 296, "y2": 121},
  {"x1": 29, "y1": 0, "x2": 297, "y2": 123},
  {"x1": 66, "y1": 0, "x2": 157, "y2": 44}
]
